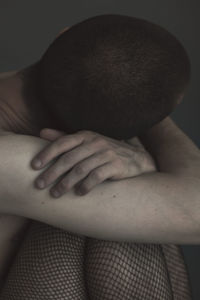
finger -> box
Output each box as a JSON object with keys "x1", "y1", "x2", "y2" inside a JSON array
[
  {"x1": 75, "y1": 162, "x2": 115, "y2": 196},
  {"x1": 34, "y1": 141, "x2": 100, "y2": 189},
  {"x1": 40, "y1": 128, "x2": 66, "y2": 141},
  {"x1": 31, "y1": 134, "x2": 83, "y2": 169},
  {"x1": 49, "y1": 152, "x2": 110, "y2": 197}
]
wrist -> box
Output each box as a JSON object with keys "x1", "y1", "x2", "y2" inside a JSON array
[
  {"x1": 137, "y1": 149, "x2": 157, "y2": 174},
  {"x1": 124, "y1": 137, "x2": 157, "y2": 175}
]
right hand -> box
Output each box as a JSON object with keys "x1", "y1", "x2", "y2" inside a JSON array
[{"x1": 31, "y1": 129, "x2": 157, "y2": 197}]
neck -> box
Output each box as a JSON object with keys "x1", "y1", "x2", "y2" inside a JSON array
[{"x1": 0, "y1": 65, "x2": 53, "y2": 136}]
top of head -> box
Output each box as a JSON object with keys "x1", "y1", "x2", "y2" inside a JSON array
[{"x1": 38, "y1": 14, "x2": 191, "y2": 140}]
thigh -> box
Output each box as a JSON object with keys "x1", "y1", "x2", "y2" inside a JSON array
[
  {"x1": 0, "y1": 221, "x2": 88, "y2": 300},
  {"x1": 85, "y1": 238, "x2": 173, "y2": 300}
]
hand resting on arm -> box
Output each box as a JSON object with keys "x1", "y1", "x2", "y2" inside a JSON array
[{"x1": 0, "y1": 117, "x2": 199, "y2": 244}]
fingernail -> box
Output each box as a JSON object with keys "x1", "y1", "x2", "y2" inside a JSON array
[
  {"x1": 36, "y1": 179, "x2": 45, "y2": 189},
  {"x1": 51, "y1": 189, "x2": 61, "y2": 198},
  {"x1": 32, "y1": 159, "x2": 42, "y2": 168}
]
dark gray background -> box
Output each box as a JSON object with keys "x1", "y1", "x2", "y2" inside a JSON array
[{"x1": 0, "y1": 0, "x2": 199, "y2": 298}]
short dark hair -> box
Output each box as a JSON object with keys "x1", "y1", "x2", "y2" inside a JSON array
[{"x1": 38, "y1": 14, "x2": 190, "y2": 140}]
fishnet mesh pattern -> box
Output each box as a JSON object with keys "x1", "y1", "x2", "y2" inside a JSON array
[
  {"x1": 85, "y1": 238, "x2": 172, "y2": 300},
  {"x1": 0, "y1": 222, "x2": 87, "y2": 300},
  {"x1": 0, "y1": 221, "x2": 192, "y2": 300},
  {"x1": 162, "y1": 245, "x2": 193, "y2": 300}
]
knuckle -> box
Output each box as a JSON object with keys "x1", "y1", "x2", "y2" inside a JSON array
[
  {"x1": 59, "y1": 180, "x2": 69, "y2": 191},
  {"x1": 74, "y1": 164, "x2": 85, "y2": 175},
  {"x1": 56, "y1": 136, "x2": 67, "y2": 146},
  {"x1": 77, "y1": 130, "x2": 93, "y2": 142},
  {"x1": 91, "y1": 170, "x2": 102, "y2": 181},
  {"x1": 58, "y1": 135, "x2": 77, "y2": 147},
  {"x1": 94, "y1": 137, "x2": 107, "y2": 148},
  {"x1": 114, "y1": 157, "x2": 123, "y2": 167},
  {"x1": 105, "y1": 149, "x2": 114, "y2": 157},
  {"x1": 78, "y1": 130, "x2": 91, "y2": 136}
]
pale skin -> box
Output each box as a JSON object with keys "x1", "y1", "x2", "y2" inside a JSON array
[
  {"x1": 0, "y1": 27, "x2": 199, "y2": 287},
  {"x1": 0, "y1": 71, "x2": 199, "y2": 241},
  {"x1": 33, "y1": 128, "x2": 156, "y2": 197},
  {"x1": 0, "y1": 68, "x2": 158, "y2": 280},
  {"x1": 0, "y1": 117, "x2": 199, "y2": 244}
]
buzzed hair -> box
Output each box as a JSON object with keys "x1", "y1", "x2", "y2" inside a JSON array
[{"x1": 37, "y1": 14, "x2": 190, "y2": 140}]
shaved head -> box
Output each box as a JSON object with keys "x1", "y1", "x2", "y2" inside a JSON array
[{"x1": 36, "y1": 14, "x2": 190, "y2": 140}]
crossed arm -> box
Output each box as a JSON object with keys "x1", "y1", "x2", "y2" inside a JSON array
[{"x1": 0, "y1": 117, "x2": 200, "y2": 244}]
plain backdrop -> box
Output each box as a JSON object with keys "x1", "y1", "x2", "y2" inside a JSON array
[{"x1": 0, "y1": 1, "x2": 199, "y2": 299}]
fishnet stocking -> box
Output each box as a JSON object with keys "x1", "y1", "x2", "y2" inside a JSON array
[
  {"x1": 0, "y1": 221, "x2": 192, "y2": 300},
  {"x1": 0, "y1": 222, "x2": 87, "y2": 300},
  {"x1": 85, "y1": 238, "x2": 172, "y2": 300}
]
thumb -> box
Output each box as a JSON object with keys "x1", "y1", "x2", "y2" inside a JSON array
[{"x1": 40, "y1": 128, "x2": 66, "y2": 141}]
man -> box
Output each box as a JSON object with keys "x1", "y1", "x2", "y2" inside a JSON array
[{"x1": 0, "y1": 14, "x2": 199, "y2": 299}]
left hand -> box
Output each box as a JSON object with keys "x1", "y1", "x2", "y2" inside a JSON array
[{"x1": 31, "y1": 128, "x2": 156, "y2": 197}]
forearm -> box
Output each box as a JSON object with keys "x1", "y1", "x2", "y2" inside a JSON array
[
  {"x1": 3, "y1": 172, "x2": 200, "y2": 244},
  {"x1": 138, "y1": 116, "x2": 200, "y2": 177},
  {"x1": 0, "y1": 133, "x2": 200, "y2": 244}
]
